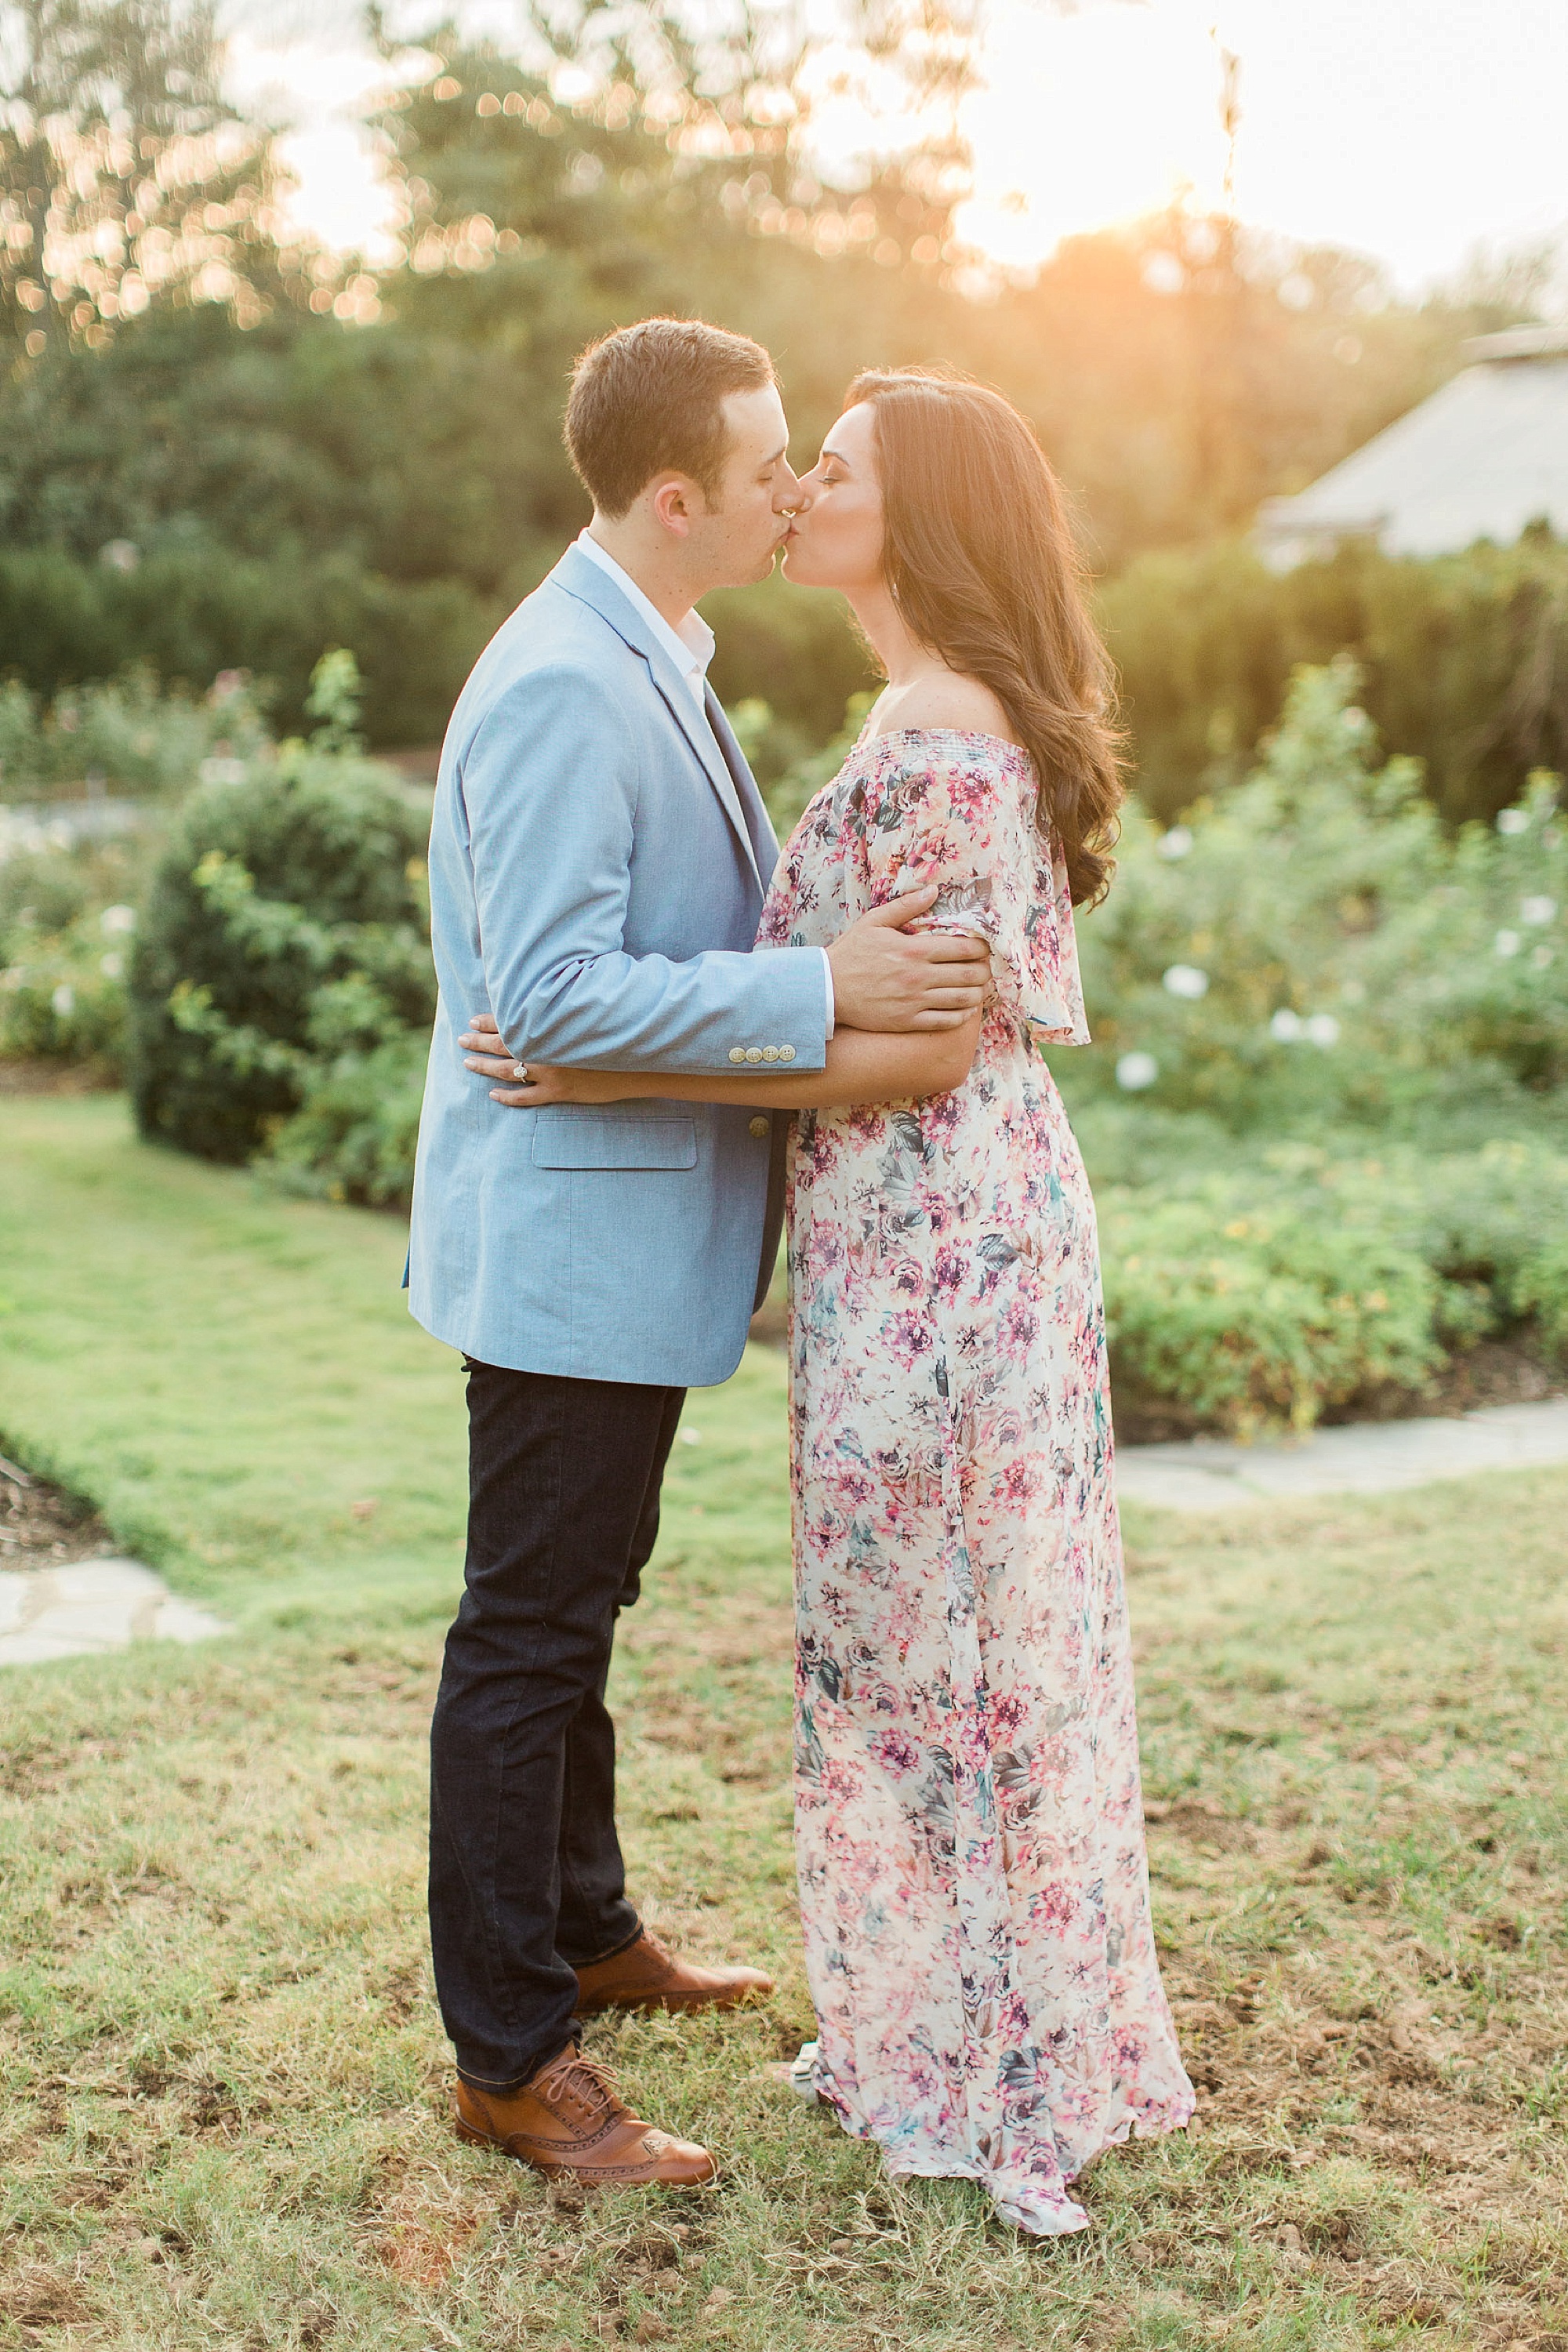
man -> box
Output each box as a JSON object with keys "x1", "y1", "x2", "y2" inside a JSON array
[{"x1": 407, "y1": 318, "x2": 990, "y2": 2188}]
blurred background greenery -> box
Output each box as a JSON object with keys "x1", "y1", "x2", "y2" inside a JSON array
[
  {"x1": 4, "y1": 0, "x2": 1565, "y2": 811},
  {"x1": 2, "y1": 0, "x2": 1566, "y2": 1436}
]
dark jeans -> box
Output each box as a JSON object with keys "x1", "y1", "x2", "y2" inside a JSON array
[{"x1": 428, "y1": 1359, "x2": 685, "y2": 2090}]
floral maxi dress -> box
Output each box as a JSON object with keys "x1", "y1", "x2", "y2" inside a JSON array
[{"x1": 757, "y1": 728, "x2": 1194, "y2": 2236}]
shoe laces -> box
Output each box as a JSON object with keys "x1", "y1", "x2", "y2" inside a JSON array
[{"x1": 542, "y1": 2049, "x2": 625, "y2": 2124}]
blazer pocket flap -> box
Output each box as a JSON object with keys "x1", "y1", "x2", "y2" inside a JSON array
[{"x1": 530, "y1": 1113, "x2": 698, "y2": 1171}]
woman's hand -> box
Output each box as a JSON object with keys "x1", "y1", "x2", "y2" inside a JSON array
[{"x1": 459, "y1": 1014, "x2": 638, "y2": 1106}]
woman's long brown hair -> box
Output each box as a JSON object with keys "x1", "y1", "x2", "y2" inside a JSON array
[{"x1": 844, "y1": 366, "x2": 1124, "y2": 907}]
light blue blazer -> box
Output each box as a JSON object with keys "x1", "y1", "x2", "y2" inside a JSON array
[{"x1": 407, "y1": 542, "x2": 829, "y2": 1386}]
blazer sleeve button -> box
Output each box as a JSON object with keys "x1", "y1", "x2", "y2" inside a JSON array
[
  {"x1": 761, "y1": 1046, "x2": 780, "y2": 1062},
  {"x1": 748, "y1": 1116, "x2": 771, "y2": 1138},
  {"x1": 778, "y1": 1044, "x2": 797, "y2": 1062},
  {"x1": 728, "y1": 1047, "x2": 747, "y2": 1063},
  {"x1": 744, "y1": 1047, "x2": 764, "y2": 1063}
]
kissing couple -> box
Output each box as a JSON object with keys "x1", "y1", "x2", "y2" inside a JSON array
[{"x1": 406, "y1": 318, "x2": 1193, "y2": 2237}]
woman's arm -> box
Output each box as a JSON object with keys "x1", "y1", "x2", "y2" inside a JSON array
[{"x1": 459, "y1": 1011, "x2": 982, "y2": 1109}]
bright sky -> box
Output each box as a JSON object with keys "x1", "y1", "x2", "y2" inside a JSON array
[{"x1": 224, "y1": 0, "x2": 1568, "y2": 298}]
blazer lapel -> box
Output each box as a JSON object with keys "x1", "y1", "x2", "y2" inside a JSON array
[
  {"x1": 705, "y1": 683, "x2": 782, "y2": 884},
  {"x1": 551, "y1": 545, "x2": 762, "y2": 890}
]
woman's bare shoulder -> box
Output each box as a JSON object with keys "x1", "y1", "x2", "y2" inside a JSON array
[{"x1": 869, "y1": 671, "x2": 1019, "y2": 747}]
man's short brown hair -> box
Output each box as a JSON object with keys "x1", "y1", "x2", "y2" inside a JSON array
[{"x1": 564, "y1": 318, "x2": 775, "y2": 519}]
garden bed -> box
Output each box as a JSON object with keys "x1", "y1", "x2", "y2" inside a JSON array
[
  {"x1": 0, "y1": 1455, "x2": 114, "y2": 1570},
  {"x1": 6, "y1": 657, "x2": 1566, "y2": 1439},
  {"x1": 1112, "y1": 1334, "x2": 1565, "y2": 1447}
]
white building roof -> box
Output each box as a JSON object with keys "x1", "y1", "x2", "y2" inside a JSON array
[{"x1": 1257, "y1": 326, "x2": 1568, "y2": 568}]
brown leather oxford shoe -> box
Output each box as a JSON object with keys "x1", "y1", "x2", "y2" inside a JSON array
[
  {"x1": 453, "y1": 2047, "x2": 716, "y2": 2187},
  {"x1": 573, "y1": 1927, "x2": 773, "y2": 2017}
]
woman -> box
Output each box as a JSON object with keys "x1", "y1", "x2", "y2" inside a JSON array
[{"x1": 463, "y1": 369, "x2": 1192, "y2": 2234}]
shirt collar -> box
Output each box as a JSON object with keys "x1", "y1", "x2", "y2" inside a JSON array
[{"x1": 575, "y1": 530, "x2": 715, "y2": 698}]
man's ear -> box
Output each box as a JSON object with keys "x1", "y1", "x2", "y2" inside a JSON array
[{"x1": 650, "y1": 476, "x2": 697, "y2": 539}]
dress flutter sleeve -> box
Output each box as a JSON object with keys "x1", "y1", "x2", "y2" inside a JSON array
[{"x1": 848, "y1": 734, "x2": 1090, "y2": 1048}]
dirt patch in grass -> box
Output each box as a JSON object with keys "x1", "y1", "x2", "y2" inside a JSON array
[
  {"x1": 0, "y1": 2259, "x2": 91, "y2": 2337},
  {"x1": 0, "y1": 1450, "x2": 115, "y2": 1567}
]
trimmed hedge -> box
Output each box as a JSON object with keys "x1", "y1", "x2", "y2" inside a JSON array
[
  {"x1": 1101, "y1": 530, "x2": 1568, "y2": 826},
  {"x1": 0, "y1": 546, "x2": 496, "y2": 750}
]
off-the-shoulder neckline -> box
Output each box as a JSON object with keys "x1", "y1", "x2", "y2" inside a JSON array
[{"x1": 855, "y1": 725, "x2": 1030, "y2": 758}]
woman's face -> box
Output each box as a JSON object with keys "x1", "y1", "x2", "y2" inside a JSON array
[{"x1": 780, "y1": 403, "x2": 886, "y2": 593}]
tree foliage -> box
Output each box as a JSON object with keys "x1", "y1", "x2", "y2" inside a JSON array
[
  {"x1": 0, "y1": 0, "x2": 1557, "y2": 800},
  {"x1": 0, "y1": 0, "x2": 286, "y2": 365}
]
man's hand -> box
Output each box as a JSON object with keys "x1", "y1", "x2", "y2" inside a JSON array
[{"x1": 827, "y1": 887, "x2": 992, "y2": 1032}]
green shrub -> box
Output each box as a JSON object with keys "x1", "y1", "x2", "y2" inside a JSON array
[
  {"x1": 264, "y1": 1030, "x2": 430, "y2": 1210},
  {"x1": 128, "y1": 660, "x2": 434, "y2": 1170},
  {"x1": 1100, "y1": 1171, "x2": 1442, "y2": 1432},
  {"x1": 1059, "y1": 659, "x2": 1568, "y2": 1142},
  {"x1": 35, "y1": 646, "x2": 1568, "y2": 1421},
  {"x1": 0, "y1": 897, "x2": 135, "y2": 1073},
  {"x1": 0, "y1": 827, "x2": 160, "y2": 1073},
  {"x1": 0, "y1": 668, "x2": 269, "y2": 805},
  {"x1": 1100, "y1": 1140, "x2": 1568, "y2": 1433}
]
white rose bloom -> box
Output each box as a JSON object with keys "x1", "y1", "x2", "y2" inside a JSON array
[
  {"x1": 1494, "y1": 929, "x2": 1521, "y2": 958},
  {"x1": 51, "y1": 982, "x2": 75, "y2": 1018},
  {"x1": 1496, "y1": 808, "x2": 1529, "y2": 836},
  {"x1": 1116, "y1": 1051, "x2": 1159, "y2": 1091},
  {"x1": 1269, "y1": 1008, "x2": 1302, "y2": 1041},
  {"x1": 1519, "y1": 896, "x2": 1557, "y2": 927},
  {"x1": 1162, "y1": 964, "x2": 1209, "y2": 999},
  {"x1": 1306, "y1": 1013, "x2": 1341, "y2": 1047},
  {"x1": 1156, "y1": 826, "x2": 1193, "y2": 859},
  {"x1": 100, "y1": 904, "x2": 136, "y2": 935}
]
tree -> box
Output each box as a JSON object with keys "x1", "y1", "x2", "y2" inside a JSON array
[{"x1": 0, "y1": 0, "x2": 282, "y2": 364}]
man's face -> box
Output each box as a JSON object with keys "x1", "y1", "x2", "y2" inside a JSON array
[{"x1": 684, "y1": 384, "x2": 800, "y2": 590}]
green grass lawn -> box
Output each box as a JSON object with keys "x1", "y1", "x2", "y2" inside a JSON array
[{"x1": 2, "y1": 1095, "x2": 1566, "y2": 2350}]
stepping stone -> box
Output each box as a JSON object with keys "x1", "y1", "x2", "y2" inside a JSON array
[
  {"x1": 1118, "y1": 1396, "x2": 1568, "y2": 1513},
  {"x1": 0, "y1": 1558, "x2": 228, "y2": 1667}
]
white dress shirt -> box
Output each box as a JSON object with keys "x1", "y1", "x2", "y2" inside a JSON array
[
  {"x1": 576, "y1": 530, "x2": 714, "y2": 710},
  {"x1": 575, "y1": 528, "x2": 835, "y2": 1036}
]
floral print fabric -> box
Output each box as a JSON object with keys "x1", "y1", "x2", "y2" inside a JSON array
[{"x1": 757, "y1": 728, "x2": 1193, "y2": 2234}]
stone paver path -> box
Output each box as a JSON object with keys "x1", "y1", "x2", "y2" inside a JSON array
[
  {"x1": 0, "y1": 1559, "x2": 227, "y2": 1667},
  {"x1": 3, "y1": 1398, "x2": 1566, "y2": 1657},
  {"x1": 1118, "y1": 1396, "x2": 1568, "y2": 1513}
]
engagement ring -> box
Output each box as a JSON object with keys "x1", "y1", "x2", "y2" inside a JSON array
[{"x1": 511, "y1": 1062, "x2": 528, "y2": 1083}]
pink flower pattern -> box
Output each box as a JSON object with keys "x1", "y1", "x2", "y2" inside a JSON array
[{"x1": 757, "y1": 728, "x2": 1194, "y2": 2235}]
